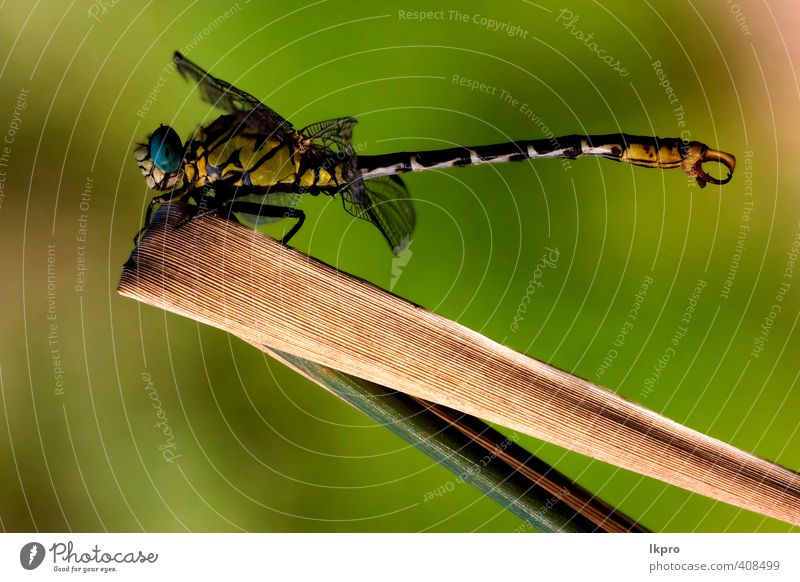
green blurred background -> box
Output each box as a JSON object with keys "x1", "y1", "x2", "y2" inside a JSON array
[{"x1": 0, "y1": 0, "x2": 797, "y2": 532}]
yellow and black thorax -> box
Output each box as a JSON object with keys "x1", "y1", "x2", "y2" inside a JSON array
[{"x1": 183, "y1": 115, "x2": 348, "y2": 193}]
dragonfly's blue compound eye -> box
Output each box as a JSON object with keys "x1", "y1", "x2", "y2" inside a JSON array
[{"x1": 149, "y1": 125, "x2": 183, "y2": 173}]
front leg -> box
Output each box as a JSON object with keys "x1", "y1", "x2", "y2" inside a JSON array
[{"x1": 134, "y1": 193, "x2": 177, "y2": 245}]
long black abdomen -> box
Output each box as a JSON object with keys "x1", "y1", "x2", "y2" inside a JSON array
[
  {"x1": 357, "y1": 135, "x2": 588, "y2": 179},
  {"x1": 355, "y1": 134, "x2": 705, "y2": 180}
]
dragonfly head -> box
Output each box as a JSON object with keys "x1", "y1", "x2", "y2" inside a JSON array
[{"x1": 134, "y1": 125, "x2": 185, "y2": 190}]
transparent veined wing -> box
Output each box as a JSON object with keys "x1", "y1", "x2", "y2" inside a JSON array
[
  {"x1": 173, "y1": 51, "x2": 295, "y2": 139},
  {"x1": 300, "y1": 117, "x2": 360, "y2": 192},
  {"x1": 342, "y1": 175, "x2": 415, "y2": 254},
  {"x1": 300, "y1": 117, "x2": 358, "y2": 155}
]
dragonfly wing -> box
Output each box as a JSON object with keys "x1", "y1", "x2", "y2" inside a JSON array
[
  {"x1": 302, "y1": 116, "x2": 362, "y2": 198},
  {"x1": 300, "y1": 117, "x2": 358, "y2": 155},
  {"x1": 342, "y1": 175, "x2": 415, "y2": 254},
  {"x1": 173, "y1": 51, "x2": 294, "y2": 138}
]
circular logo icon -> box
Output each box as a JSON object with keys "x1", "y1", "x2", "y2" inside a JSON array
[{"x1": 20, "y1": 542, "x2": 46, "y2": 570}]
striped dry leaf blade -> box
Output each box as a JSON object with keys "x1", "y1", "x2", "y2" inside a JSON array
[{"x1": 118, "y1": 202, "x2": 800, "y2": 527}]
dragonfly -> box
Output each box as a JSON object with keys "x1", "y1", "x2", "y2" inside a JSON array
[{"x1": 135, "y1": 52, "x2": 736, "y2": 253}]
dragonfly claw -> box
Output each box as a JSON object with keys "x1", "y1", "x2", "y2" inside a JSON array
[{"x1": 681, "y1": 142, "x2": 736, "y2": 188}]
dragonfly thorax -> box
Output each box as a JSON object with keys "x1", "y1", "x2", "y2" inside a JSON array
[
  {"x1": 184, "y1": 115, "x2": 299, "y2": 189},
  {"x1": 180, "y1": 114, "x2": 348, "y2": 194}
]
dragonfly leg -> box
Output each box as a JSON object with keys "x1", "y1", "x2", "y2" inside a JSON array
[
  {"x1": 134, "y1": 194, "x2": 174, "y2": 245},
  {"x1": 172, "y1": 188, "x2": 218, "y2": 230},
  {"x1": 223, "y1": 201, "x2": 306, "y2": 245}
]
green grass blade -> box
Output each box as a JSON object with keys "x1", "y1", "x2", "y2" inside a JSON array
[{"x1": 272, "y1": 349, "x2": 644, "y2": 533}]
